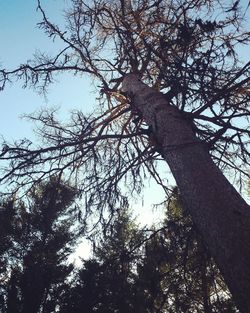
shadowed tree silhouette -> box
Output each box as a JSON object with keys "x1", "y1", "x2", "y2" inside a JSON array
[
  {"x1": 58, "y1": 194, "x2": 237, "y2": 312},
  {"x1": 0, "y1": 178, "x2": 79, "y2": 313},
  {"x1": 59, "y1": 209, "x2": 147, "y2": 313},
  {"x1": 136, "y1": 190, "x2": 238, "y2": 312}
]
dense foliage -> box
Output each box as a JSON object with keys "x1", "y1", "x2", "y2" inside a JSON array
[
  {"x1": 0, "y1": 178, "x2": 79, "y2": 313},
  {"x1": 0, "y1": 184, "x2": 237, "y2": 312}
]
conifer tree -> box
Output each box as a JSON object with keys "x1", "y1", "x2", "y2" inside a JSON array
[{"x1": 0, "y1": 178, "x2": 79, "y2": 313}]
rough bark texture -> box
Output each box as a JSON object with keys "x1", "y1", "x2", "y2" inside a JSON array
[{"x1": 122, "y1": 74, "x2": 250, "y2": 313}]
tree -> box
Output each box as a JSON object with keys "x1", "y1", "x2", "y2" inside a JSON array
[
  {"x1": 137, "y1": 190, "x2": 238, "y2": 312},
  {"x1": 0, "y1": 178, "x2": 79, "y2": 313},
  {"x1": 0, "y1": 0, "x2": 250, "y2": 311},
  {"x1": 60, "y1": 193, "x2": 238, "y2": 313},
  {"x1": 59, "y1": 209, "x2": 147, "y2": 313}
]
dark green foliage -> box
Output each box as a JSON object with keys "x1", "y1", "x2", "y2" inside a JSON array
[
  {"x1": 60, "y1": 210, "x2": 147, "y2": 313},
  {"x1": 60, "y1": 194, "x2": 237, "y2": 313},
  {"x1": 136, "y1": 191, "x2": 238, "y2": 312},
  {"x1": 0, "y1": 186, "x2": 237, "y2": 312},
  {"x1": 0, "y1": 178, "x2": 78, "y2": 313}
]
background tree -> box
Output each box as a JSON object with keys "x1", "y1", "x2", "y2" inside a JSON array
[
  {"x1": 59, "y1": 191, "x2": 238, "y2": 313},
  {"x1": 136, "y1": 190, "x2": 238, "y2": 312},
  {"x1": 0, "y1": 178, "x2": 79, "y2": 313},
  {"x1": 0, "y1": 200, "x2": 17, "y2": 312},
  {"x1": 0, "y1": 184, "x2": 239, "y2": 313},
  {"x1": 0, "y1": 0, "x2": 250, "y2": 310},
  {"x1": 59, "y1": 209, "x2": 147, "y2": 313}
]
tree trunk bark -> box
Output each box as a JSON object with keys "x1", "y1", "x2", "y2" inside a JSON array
[{"x1": 122, "y1": 74, "x2": 250, "y2": 313}]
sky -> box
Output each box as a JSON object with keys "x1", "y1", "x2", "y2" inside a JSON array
[
  {"x1": 0, "y1": 0, "x2": 95, "y2": 140},
  {"x1": 0, "y1": 1, "x2": 249, "y2": 261}
]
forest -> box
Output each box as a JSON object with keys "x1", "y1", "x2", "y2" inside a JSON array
[
  {"x1": 0, "y1": 0, "x2": 250, "y2": 312},
  {"x1": 0, "y1": 179, "x2": 238, "y2": 312}
]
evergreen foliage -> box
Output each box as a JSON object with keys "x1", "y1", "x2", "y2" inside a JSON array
[{"x1": 0, "y1": 178, "x2": 79, "y2": 313}]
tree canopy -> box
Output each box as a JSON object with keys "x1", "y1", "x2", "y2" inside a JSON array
[
  {"x1": 1, "y1": 184, "x2": 237, "y2": 312},
  {"x1": 0, "y1": 177, "x2": 79, "y2": 313}
]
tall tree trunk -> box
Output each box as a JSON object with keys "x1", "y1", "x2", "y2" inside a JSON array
[{"x1": 122, "y1": 74, "x2": 250, "y2": 313}]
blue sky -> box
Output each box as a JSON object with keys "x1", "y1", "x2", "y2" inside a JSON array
[{"x1": 0, "y1": 0, "x2": 95, "y2": 141}]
